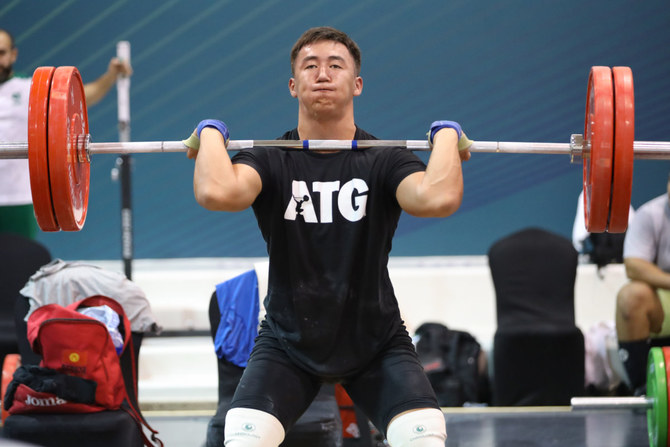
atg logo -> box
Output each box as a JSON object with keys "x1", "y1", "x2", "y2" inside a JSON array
[{"x1": 25, "y1": 394, "x2": 67, "y2": 407}]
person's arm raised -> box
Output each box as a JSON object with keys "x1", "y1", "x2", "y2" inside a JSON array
[
  {"x1": 396, "y1": 121, "x2": 470, "y2": 217},
  {"x1": 83, "y1": 57, "x2": 132, "y2": 106},
  {"x1": 186, "y1": 120, "x2": 261, "y2": 212}
]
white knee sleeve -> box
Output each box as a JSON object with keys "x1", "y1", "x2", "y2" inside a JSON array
[
  {"x1": 386, "y1": 408, "x2": 447, "y2": 447},
  {"x1": 224, "y1": 408, "x2": 285, "y2": 447}
]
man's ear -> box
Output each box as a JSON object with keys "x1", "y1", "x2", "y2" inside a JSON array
[
  {"x1": 353, "y1": 76, "x2": 363, "y2": 97},
  {"x1": 288, "y1": 78, "x2": 297, "y2": 98}
]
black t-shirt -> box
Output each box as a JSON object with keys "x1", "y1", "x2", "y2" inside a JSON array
[{"x1": 232, "y1": 127, "x2": 426, "y2": 377}]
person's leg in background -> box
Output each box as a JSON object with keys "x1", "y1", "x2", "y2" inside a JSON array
[{"x1": 616, "y1": 283, "x2": 670, "y2": 394}]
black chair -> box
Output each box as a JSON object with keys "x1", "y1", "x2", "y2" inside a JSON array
[
  {"x1": 488, "y1": 227, "x2": 585, "y2": 406},
  {"x1": 206, "y1": 286, "x2": 343, "y2": 447},
  {"x1": 2, "y1": 410, "x2": 143, "y2": 446},
  {"x1": 0, "y1": 233, "x2": 51, "y2": 369},
  {"x1": 3, "y1": 329, "x2": 145, "y2": 447}
]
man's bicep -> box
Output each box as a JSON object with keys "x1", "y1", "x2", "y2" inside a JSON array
[
  {"x1": 395, "y1": 171, "x2": 423, "y2": 215},
  {"x1": 232, "y1": 162, "x2": 263, "y2": 207}
]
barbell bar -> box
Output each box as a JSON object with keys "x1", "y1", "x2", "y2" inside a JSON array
[
  {"x1": 0, "y1": 65, "x2": 667, "y2": 233},
  {"x1": 1, "y1": 137, "x2": 670, "y2": 159},
  {"x1": 571, "y1": 346, "x2": 670, "y2": 447}
]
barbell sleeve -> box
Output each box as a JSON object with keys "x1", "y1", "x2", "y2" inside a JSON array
[{"x1": 571, "y1": 396, "x2": 653, "y2": 411}]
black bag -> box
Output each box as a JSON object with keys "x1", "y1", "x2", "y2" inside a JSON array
[{"x1": 414, "y1": 323, "x2": 489, "y2": 407}]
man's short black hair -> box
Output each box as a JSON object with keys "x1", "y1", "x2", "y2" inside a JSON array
[{"x1": 290, "y1": 26, "x2": 361, "y2": 76}]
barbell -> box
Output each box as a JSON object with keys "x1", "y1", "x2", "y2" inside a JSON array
[
  {"x1": 571, "y1": 346, "x2": 670, "y2": 447},
  {"x1": 1, "y1": 65, "x2": 670, "y2": 232}
]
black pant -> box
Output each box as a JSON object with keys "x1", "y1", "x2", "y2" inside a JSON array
[{"x1": 231, "y1": 322, "x2": 439, "y2": 437}]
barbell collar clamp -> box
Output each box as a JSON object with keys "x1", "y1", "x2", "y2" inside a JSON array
[{"x1": 570, "y1": 134, "x2": 585, "y2": 163}]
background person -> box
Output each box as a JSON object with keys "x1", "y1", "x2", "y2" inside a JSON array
[
  {"x1": 616, "y1": 173, "x2": 670, "y2": 394},
  {"x1": 0, "y1": 28, "x2": 132, "y2": 239}
]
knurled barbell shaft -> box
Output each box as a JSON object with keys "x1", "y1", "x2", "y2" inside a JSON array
[
  {"x1": 1, "y1": 137, "x2": 670, "y2": 159},
  {"x1": 0, "y1": 139, "x2": 573, "y2": 158},
  {"x1": 571, "y1": 396, "x2": 653, "y2": 411},
  {"x1": 91, "y1": 140, "x2": 576, "y2": 155}
]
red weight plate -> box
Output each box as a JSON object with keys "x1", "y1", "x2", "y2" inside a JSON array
[
  {"x1": 583, "y1": 66, "x2": 614, "y2": 233},
  {"x1": 608, "y1": 66, "x2": 635, "y2": 233},
  {"x1": 27, "y1": 66, "x2": 59, "y2": 231},
  {"x1": 47, "y1": 66, "x2": 90, "y2": 231}
]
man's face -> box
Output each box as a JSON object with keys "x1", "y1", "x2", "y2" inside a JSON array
[
  {"x1": 288, "y1": 40, "x2": 362, "y2": 117},
  {"x1": 0, "y1": 32, "x2": 17, "y2": 83}
]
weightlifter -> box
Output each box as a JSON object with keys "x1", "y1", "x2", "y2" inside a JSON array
[
  {"x1": 617, "y1": 172, "x2": 670, "y2": 395},
  {"x1": 0, "y1": 28, "x2": 132, "y2": 239},
  {"x1": 185, "y1": 26, "x2": 470, "y2": 446}
]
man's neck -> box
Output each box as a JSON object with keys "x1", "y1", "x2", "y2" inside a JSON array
[{"x1": 296, "y1": 116, "x2": 357, "y2": 140}]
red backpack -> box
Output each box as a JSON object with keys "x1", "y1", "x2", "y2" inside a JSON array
[{"x1": 4, "y1": 295, "x2": 162, "y2": 446}]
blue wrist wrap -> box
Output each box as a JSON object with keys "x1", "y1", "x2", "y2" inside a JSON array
[
  {"x1": 197, "y1": 119, "x2": 230, "y2": 143},
  {"x1": 429, "y1": 120, "x2": 463, "y2": 145}
]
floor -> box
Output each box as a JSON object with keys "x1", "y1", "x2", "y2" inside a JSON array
[
  {"x1": 441, "y1": 407, "x2": 647, "y2": 447},
  {"x1": 139, "y1": 407, "x2": 648, "y2": 447},
  {"x1": 0, "y1": 406, "x2": 648, "y2": 446}
]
